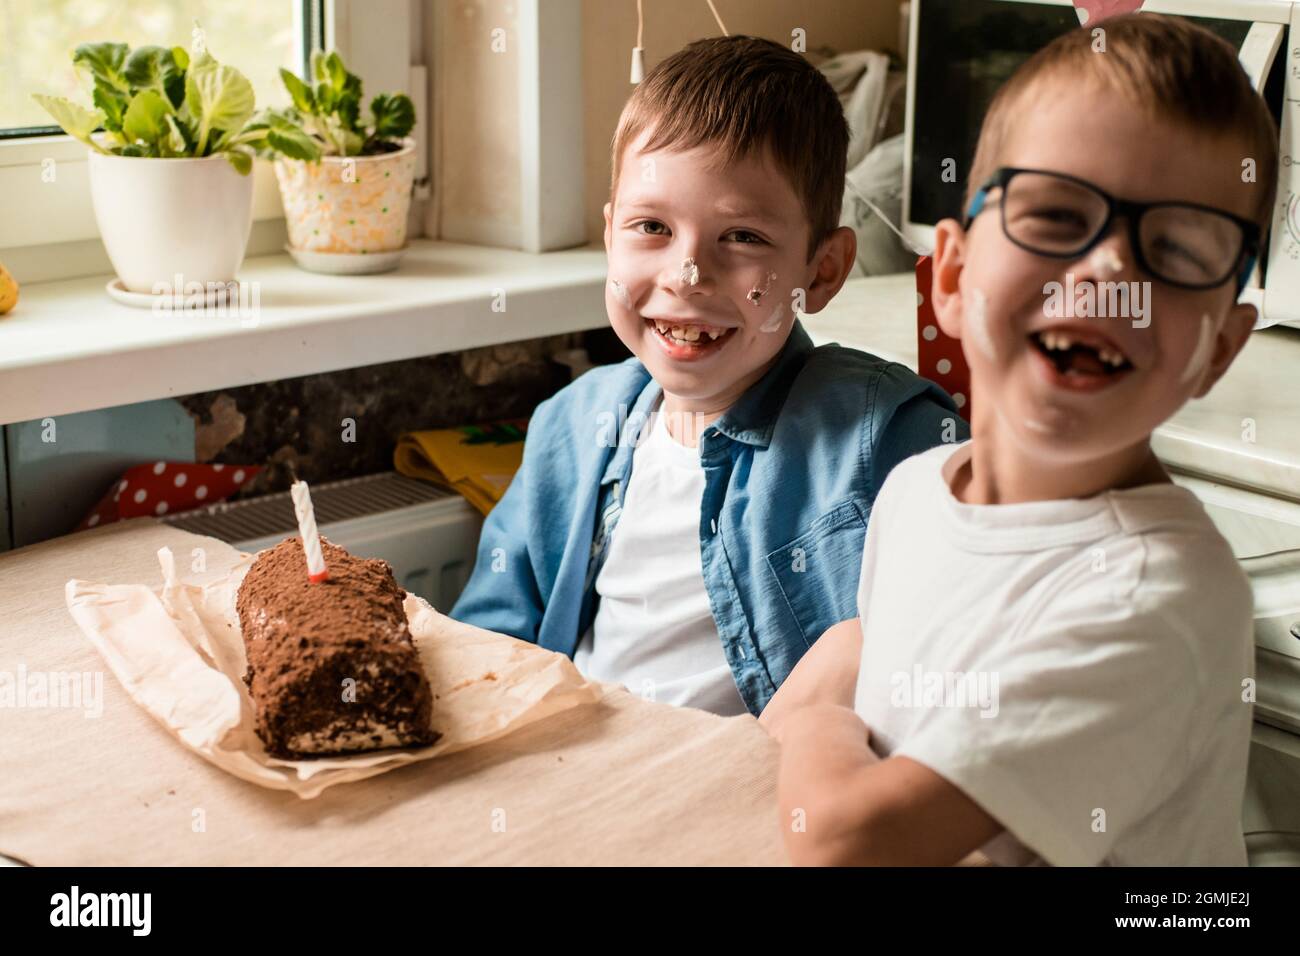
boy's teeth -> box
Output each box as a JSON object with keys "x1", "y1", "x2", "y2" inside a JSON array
[
  {"x1": 1038, "y1": 330, "x2": 1127, "y2": 366},
  {"x1": 654, "y1": 320, "x2": 725, "y2": 343}
]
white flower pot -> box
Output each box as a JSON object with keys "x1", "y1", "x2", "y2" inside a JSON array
[
  {"x1": 88, "y1": 149, "x2": 255, "y2": 294},
  {"x1": 275, "y1": 138, "x2": 416, "y2": 256}
]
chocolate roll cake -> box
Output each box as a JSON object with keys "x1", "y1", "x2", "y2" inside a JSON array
[{"x1": 235, "y1": 535, "x2": 438, "y2": 758}]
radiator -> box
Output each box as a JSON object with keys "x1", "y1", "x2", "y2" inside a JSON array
[{"x1": 161, "y1": 472, "x2": 484, "y2": 611}]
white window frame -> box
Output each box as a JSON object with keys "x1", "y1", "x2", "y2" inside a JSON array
[
  {"x1": 517, "y1": 0, "x2": 585, "y2": 252},
  {"x1": 427, "y1": 0, "x2": 585, "y2": 253},
  {"x1": 0, "y1": 0, "x2": 421, "y2": 283}
]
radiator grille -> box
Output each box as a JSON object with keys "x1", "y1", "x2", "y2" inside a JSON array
[{"x1": 161, "y1": 471, "x2": 454, "y2": 543}]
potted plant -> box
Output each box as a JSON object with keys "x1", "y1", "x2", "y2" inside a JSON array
[
  {"x1": 259, "y1": 51, "x2": 418, "y2": 273},
  {"x1": 34, "y1": 43, "x2": 309, "y2": 297}
]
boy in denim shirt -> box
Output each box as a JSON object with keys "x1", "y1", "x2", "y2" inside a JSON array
[{"x1": 452, "y1": 36, "x2": 964, "y2": 715}]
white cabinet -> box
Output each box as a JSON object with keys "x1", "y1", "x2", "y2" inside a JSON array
[{"x1": 1178, "y1": 474, "x2": 1300, "y2": 865}]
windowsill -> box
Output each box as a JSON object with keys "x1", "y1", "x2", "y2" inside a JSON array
[
  {"x1": 803, "y1": 272, "x2": 1300, "y2": 504},
  {"x1": 0, "y1": 239, "x2": 610, "y2": 426}
]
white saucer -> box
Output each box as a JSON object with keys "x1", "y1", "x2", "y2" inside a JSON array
[
  {"x1": 285, "y1": 244, "x2": 407, "y2": 275},
  {"x1": 105, "y1": 278, "x2": 238, "y2": 310}
]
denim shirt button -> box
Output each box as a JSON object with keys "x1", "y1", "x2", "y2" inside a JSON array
[{"x1": 710, "y1": 518, "x2": 718, "y2": 534}]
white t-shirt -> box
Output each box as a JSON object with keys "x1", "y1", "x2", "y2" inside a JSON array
[
  {"x1": 573, "y1": 406, "x2": 747, "y2": 716},
  {"x1": 852, "y1": 440, "x2": 1254, "y2": 866}
]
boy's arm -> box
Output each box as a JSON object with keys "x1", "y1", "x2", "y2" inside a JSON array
[
  {"x1": 449, "y1": 406, "x2": 552, "y2": 642},
  {"x1": 758, "y1": 618, "x2": 862, "y2": 739},
  {"x1": 777, "y1": 704, "x2": 1003, "y2": 866},
  {"x1": 448, "y1": 475, "x2": 545, "y2": 641}
]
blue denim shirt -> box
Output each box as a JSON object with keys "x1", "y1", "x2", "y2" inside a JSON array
[{"x1": 450, "y1": 320, "x2": 966, "y2": 715}]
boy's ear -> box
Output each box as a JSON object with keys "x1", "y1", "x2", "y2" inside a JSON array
[
  {"x1": 1193, "y1": 302, "x2": 1256, "y2": 398},
  {"x1": 801, "y1": 225, "x2": 858, "y2": 315},
  {"x1": 603, "y1": 201, "x2": 613, "y2": 254},
  {"x1": 930, "y1": 218, "x2": 967, "y2": 339}
]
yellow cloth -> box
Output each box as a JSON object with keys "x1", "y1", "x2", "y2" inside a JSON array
[{"x1": 394, "y1": 420, "x2": 527, "y2": 515}]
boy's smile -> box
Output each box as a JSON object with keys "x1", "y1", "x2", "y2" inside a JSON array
[
  {"x1": 932, "y1": 78, "x2": 1260, "y2": 499},
  {"x1": 1026, "y1": 322, "x2": 1135, "y2": 392},
  {"x1": 643, "y1": 315, "x2": 737, "y2": 362},
  {"x1": 603, "y1": 128, "x2": 854, "y2": 434}
]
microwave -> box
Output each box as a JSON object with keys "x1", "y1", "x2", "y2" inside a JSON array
[{"x1": 901, "y1": 0, "x2": 1300, "y2": 329}]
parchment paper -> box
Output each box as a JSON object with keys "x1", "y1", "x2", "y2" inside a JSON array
[{"x1": 64, "y1": 547, "x2": 604, "y2": 798}]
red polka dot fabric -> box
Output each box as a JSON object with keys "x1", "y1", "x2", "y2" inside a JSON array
[
  {"x1": 916, "y1": 255, "x2": 972, "y2": 423},
  {"x1": 75, "y1": 462, "x2": 261, "y2": 531}
]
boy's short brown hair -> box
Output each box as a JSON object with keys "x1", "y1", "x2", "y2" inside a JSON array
[
  {"x1": 966, "y1": 13, "x2": 1278, "y2": 229},
  {"x1": 609, "y1": 35, "x2": 848, "y2": 262}
]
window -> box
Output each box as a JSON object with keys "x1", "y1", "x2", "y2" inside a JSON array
[
  {"x1": 0, "y1": 0, "x2": 419, "y2": 281},
  {"x1": 0, "y1": 1, "x2": 324, "y2": 137}
]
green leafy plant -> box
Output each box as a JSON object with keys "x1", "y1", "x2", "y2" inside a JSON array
[
  {"x1": 32, "y1": 41, "x2": 304, "y2": 175},
  {"x1": 264, "y1": 50, "x2": 415, "y2": 159}
]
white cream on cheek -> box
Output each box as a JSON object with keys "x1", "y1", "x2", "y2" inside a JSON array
[
  {"x1": 747, "y1": 270, "x2": 785, "y2": 333},
  {"x1": 967, "y1": 287, "x2": 998, "y2": 362},
  {"x1": 747, "y1": 270, "x2": 777, "y2": 306},
  {"x1": 608, "y1": 277, "x2": 633, "y2": 310},
  {"x1": 1180, "y1": 312, "x2": 1217, "y2": 386},
  {"x1": 759, "y1": 300, "x2": 786, "y2": 333}
]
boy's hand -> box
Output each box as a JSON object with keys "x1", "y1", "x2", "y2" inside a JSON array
[
  {"x1": 759, "y1": 618, "x2": 862, "y2": 740},
  {"x1": 776, "y1": 704, "x2": 1003, "y2": 866}
]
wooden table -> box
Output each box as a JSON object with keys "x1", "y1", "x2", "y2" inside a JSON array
[{"x1": 0, "y1": 520, "x2": 786, "y2": 866}]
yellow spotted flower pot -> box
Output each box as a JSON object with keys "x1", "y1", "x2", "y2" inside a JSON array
[{"x1": 275, "y1": 137, "x2": 416, "y2": 259}]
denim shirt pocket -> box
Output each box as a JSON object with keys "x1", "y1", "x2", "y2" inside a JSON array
[{"x1": 765, "y1": 499, "x2": 868, "y2": 649}]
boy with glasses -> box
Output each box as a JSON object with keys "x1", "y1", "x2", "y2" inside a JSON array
[{"x1": 761, "y1": 13, "x2": 1275, "y2": 866}]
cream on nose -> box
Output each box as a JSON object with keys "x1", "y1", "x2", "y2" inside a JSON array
[
  {"x1": 1072, "y1": 217, "x2": 1137, "y2": 283},
  {"x1": 679, "y1": 257, "x2": 701, "y2": 287},
  {"x1": 1089, "y1": 244, "x2": 1125, "y2": 278}
]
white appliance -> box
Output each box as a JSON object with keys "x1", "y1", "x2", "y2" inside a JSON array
[
  {"x1": 901, "y1": 0, "x2": 1300, "y2": 329},
  {"x1": 161, "y1": 471, "x2": 484, "y2": 613},
  {"x1": 1175, "y1": 474, "x2": 1300, "y2": 865}
]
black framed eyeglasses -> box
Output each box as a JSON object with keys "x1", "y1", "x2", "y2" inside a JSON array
[{"x1": 963, "y1": 167, "x2": 1261, "y2": 293}]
